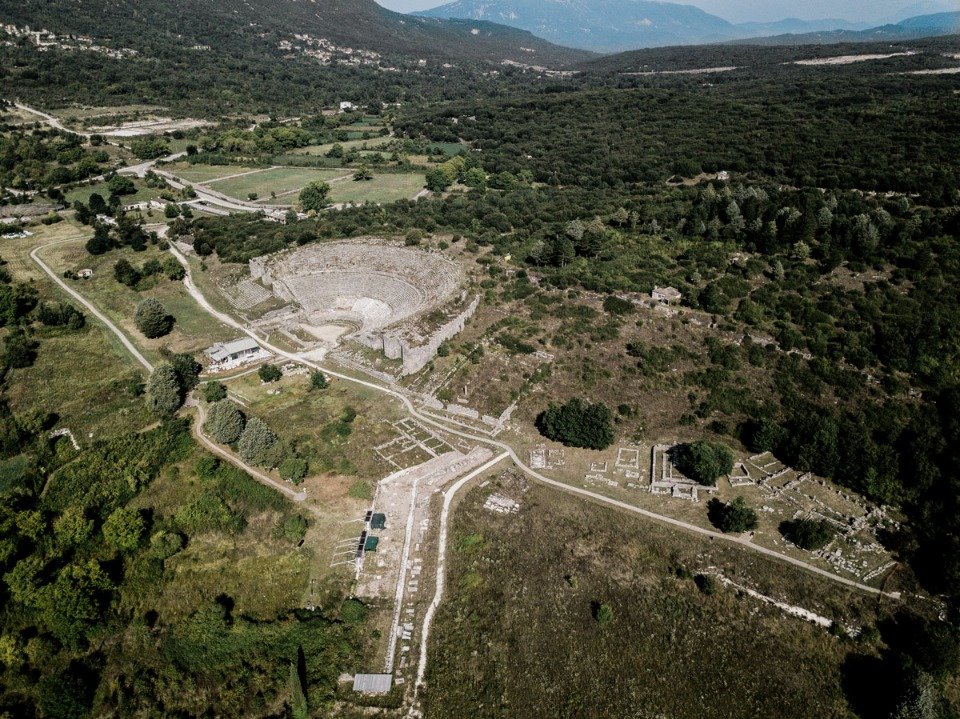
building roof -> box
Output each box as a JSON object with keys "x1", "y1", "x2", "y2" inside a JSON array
[
  {"x1": 352, "y1": 674, "x2": 392, "y2": 694},
  {"x1": 205, "y1": 337, "x2": 261, "y2": 362}
]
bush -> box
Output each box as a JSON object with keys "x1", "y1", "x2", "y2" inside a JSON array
[
  {"x1": 280, "y1": 513, "x2": 308, "y2": 543},
  {"x1": 592, "y1": 601, "x2": 614, "y2": 625},
  {"x1": 602, "y1": 295, "x2": 635, "y2": 315},
  {"x1": 279, "y1": 456, "x2": 308, "y2": 484},
  {"x1": 707, "y1": 497, "x2": 759, "y2": 533},
  {"x1": 175, "y1": 492, "x2": 244, "y2": 535},
  {"x1": 694, "y1": 574, "x2": 718, "y2": 595},
  {"x1": 258, "y1": 364, "x2": 282, "y2": 382},
  {"x1": 205, "y1": 400, "x2": 245, "y2": 445},
  {"x1": 673, "y1": 441, "x2": 734, "y2": 486},
  {"x1": 134, "y1": 298, "x2": 174, "y2": 338},
  {"x1": 237, "y1": 417, "x2": 278, "y2": 466},
  {"x1": 780, "y1": 518, "x2": 836, "y2": 550},
  {"x1": 536, "y1": 398, "x2": 614, "y2": 450},
  {"x1": 203, "y1": 381, "x2": 227, "y2": 403},
  {"x1": 309, "y1": 371, "x2": 329, "y2": 390}
]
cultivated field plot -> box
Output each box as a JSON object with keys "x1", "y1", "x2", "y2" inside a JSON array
[
  {"x1": 163, "y1": 162, "x2": 265, "y2": 184},
  {"x1": 291, "y1": 136, "x2": 393, "y2": 157},
  {"x1": 207, "y1": 166, "x2": 348, "y2": 201},
  {"x1": 424, "y1": 477, "x2": 877, "y2": 719},
  {"x1": 328, "y1": 172, "x2": 426, "y2": 204},
  {"x1": 65, "y1": 179, "x2": 164, "y2": 206}
]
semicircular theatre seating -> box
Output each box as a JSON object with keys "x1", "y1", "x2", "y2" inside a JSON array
[{"x1": 281, "y1": 272, "x2": 425, "y2": 331}]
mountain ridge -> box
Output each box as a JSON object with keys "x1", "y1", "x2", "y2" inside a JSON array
[{"x1": 414, "y1": 0, "x2": 960, "y2": 51}]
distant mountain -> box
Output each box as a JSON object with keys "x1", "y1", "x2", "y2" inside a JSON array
[
  {"x1": 414, "y1": 0, "x2": 958, "y2": 52},
  {"x1": 735, "y1": 18, "x2": 872, "y2": 37},
  {"x1": 414, "y1": 0, "x2": 738, "y2": 52},
  {"x1": 734, "y1": 11, "x2": 960, "y2": 46},
  {"x1": 0, "y1": 0, "x2": 589, "y2": 67}
]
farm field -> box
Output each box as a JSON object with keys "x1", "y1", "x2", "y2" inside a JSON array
[
  {"x1": 329, "y1": 172, "x2": 426, "y2": 204},
  {"x1": 207, "y1": 166, "x2": 348, "y2": 201},
  {"x1": 65, "y1": 178, "x2": 164, "y2": 205},
  {"x1": 163, "y1": 162, "x2": 266, "y2": 184},
  {"x1": 290, "y1": 136, "x2": 392, "y2": 156},
  {"x1": 424, "y1": 474, "x2": 886, "y2": 719}
]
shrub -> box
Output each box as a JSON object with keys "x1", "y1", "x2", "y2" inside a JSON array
[
  {"x1": 694, "y1": 574, "x2": 718, "y2": 595},
  {"x1": 149, "y1": 530, "x2": 184, "y2": 560},
  {"x1": 258, "y1": 364, "x2": 282, "y2": 382},
  {"x1": 280, "y1": 514, "x2": 308, "y2": 543},
  {"x1": 203, "y1": 381, "x2": 227, "y2": 403},
  {"x1": 673, "y1": 441, "x2": 734, "y2": 486},
  {"x1": 603, "y1": 295, "x2": 635, "y2": 315},
  {"x1": 102, "y1": 507, "x2": 145, "y2": 553},
  {"x1": 3, "y1": 330, "x2": 37, "y2": 369},
  {"x1": 707, "y1": 497, "x2": 759, "y2": 533},
  {"x1": 535, "y1": 398, "x2": 614, "y2": 450},
  {"x1": 279, "y1": 456, "x2": 308, "y2": 484},
  {"x1": 592, "y1": 602, "x2": 614, "y2": 625},
  {"x1": 134, "y1": 298, "x2": 174, "y2": 338},
  {"x1": 309, "y1": 371, "x2": 329, "y2": 390},
  {"x1": 237, "y1": 417, "x2": 278, "y2": 466},
  {"x1": 780, "y1": 518, "x2": 836, "y2": 550},
  {"x1": 175, "y1": 492, "x2": 244, "y2": 535},
  {"x1": 205, "y1": 400, "x2": 245, "y2": 445}
]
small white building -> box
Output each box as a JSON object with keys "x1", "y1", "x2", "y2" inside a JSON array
[
  {"x1": 204, "y1": 337, "x2": 263, "y2": 367},
  {"x1": 339, "y1": 101, "x2": 357, "y2": 112},
  {"x1": 77, "y1": 268, "x2": 93, "y2": 279},
  {"x1": 652, "y1": 286, "x2": 682, "y2": 304}
]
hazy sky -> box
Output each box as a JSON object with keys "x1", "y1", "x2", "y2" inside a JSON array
[{"x1": 373, "y1": 0, "x2": 953, "y2": 24}]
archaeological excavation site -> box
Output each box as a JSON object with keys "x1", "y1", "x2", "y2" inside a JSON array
[{"x1": 224, "y1": 239, "x2": 478, "y2": 375}]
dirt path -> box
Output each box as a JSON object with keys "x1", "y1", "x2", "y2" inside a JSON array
[
  {"x1": 31, "y1": 239, "x2": 153, "y2": 373},
  {"x1": 413, "y1": 452, "x2": 509, "y2": 693},
  {"x1": 164, "y1": 242, "x2": 900, "y2": 600},
  {"x1": 189, "y1": 396, "x2": 307, "y2": 502}
]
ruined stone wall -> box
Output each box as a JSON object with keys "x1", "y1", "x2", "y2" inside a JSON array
[
  {"x1": 354, "y1": 295, "x2": 480, "y2": 375},
  {"x1": 398, "y1": 295, "x2": 479, "y2": 375}
]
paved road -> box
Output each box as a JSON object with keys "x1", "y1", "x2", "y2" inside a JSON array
[
  {"x1": 165, "y1": 243, "x2": 899, "y2": 600},
  {"x1": 30, "y1": 239, "x2": 154, "y2": 373}
]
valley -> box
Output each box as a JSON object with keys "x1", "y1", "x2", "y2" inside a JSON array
[{"x1": 0, "y1": 3, "x2": 958, "y2": 718}]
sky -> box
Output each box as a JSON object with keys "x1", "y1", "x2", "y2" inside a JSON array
[{"x1": 373, "y1": 0, "x2": 956, "y2": 24}]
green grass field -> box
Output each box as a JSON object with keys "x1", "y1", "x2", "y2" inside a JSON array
[
  {"x1": 163, "y1": 162, "x2": 265, "y2": 184},
  {"x1": 329, "y1": 172, "x2": 425, "y2": 204},
  {"x1": 291, "y1": 136, "x2": 392, "y2": 157},
  {"x1": 208, "y1": 167, "x2": 348, "y2": 202},
  {"x1": 65, "y1": 178, "x2": 163, "y2": 206},
  {"x1": 424, "y1": 474, "x2": 884, "y2": 719},
  {"x1": 40, "y1": 240, "x2": 238, "y2": 361}
]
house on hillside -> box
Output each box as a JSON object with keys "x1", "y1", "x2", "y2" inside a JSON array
[
  {"x1": 204, "y1": 337, "x2": 264, "y2": 368},
  {"x1": 339, "y1": 101, "x2": 356, "y2": 112},
  {"x1": 652, "y1": 286, "x2": 682, "y2": 304}
]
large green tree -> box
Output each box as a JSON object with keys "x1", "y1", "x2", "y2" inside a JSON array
[
  {"x1": 205, "y1": 400, "x2": 245, "y2": 445},
  {"x1": 298, "y1": 181, "x2": 330, "y2": 212},
  {"x1": 238, "y1": 417, "x2": 278, "y2": 466},
  {"x1": 536, "y1": 398, "x2": 614, "y2": 450},
  {"x1": 102, "y1": 507, "x2": 145, "y2": 553},
  {"x1": 146, "y1": 364, "x2": 184, "y2": 418},
  {"x1": 674, "y1": 441, "x2": 734, "y2": 486},
  {"x1": 134, "y1": 298, "x2": 174, "y2": 339}
]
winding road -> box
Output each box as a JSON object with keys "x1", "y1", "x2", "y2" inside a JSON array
[{"x1": 164, "y1": 243, "x2": 900, "y2": 599}]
